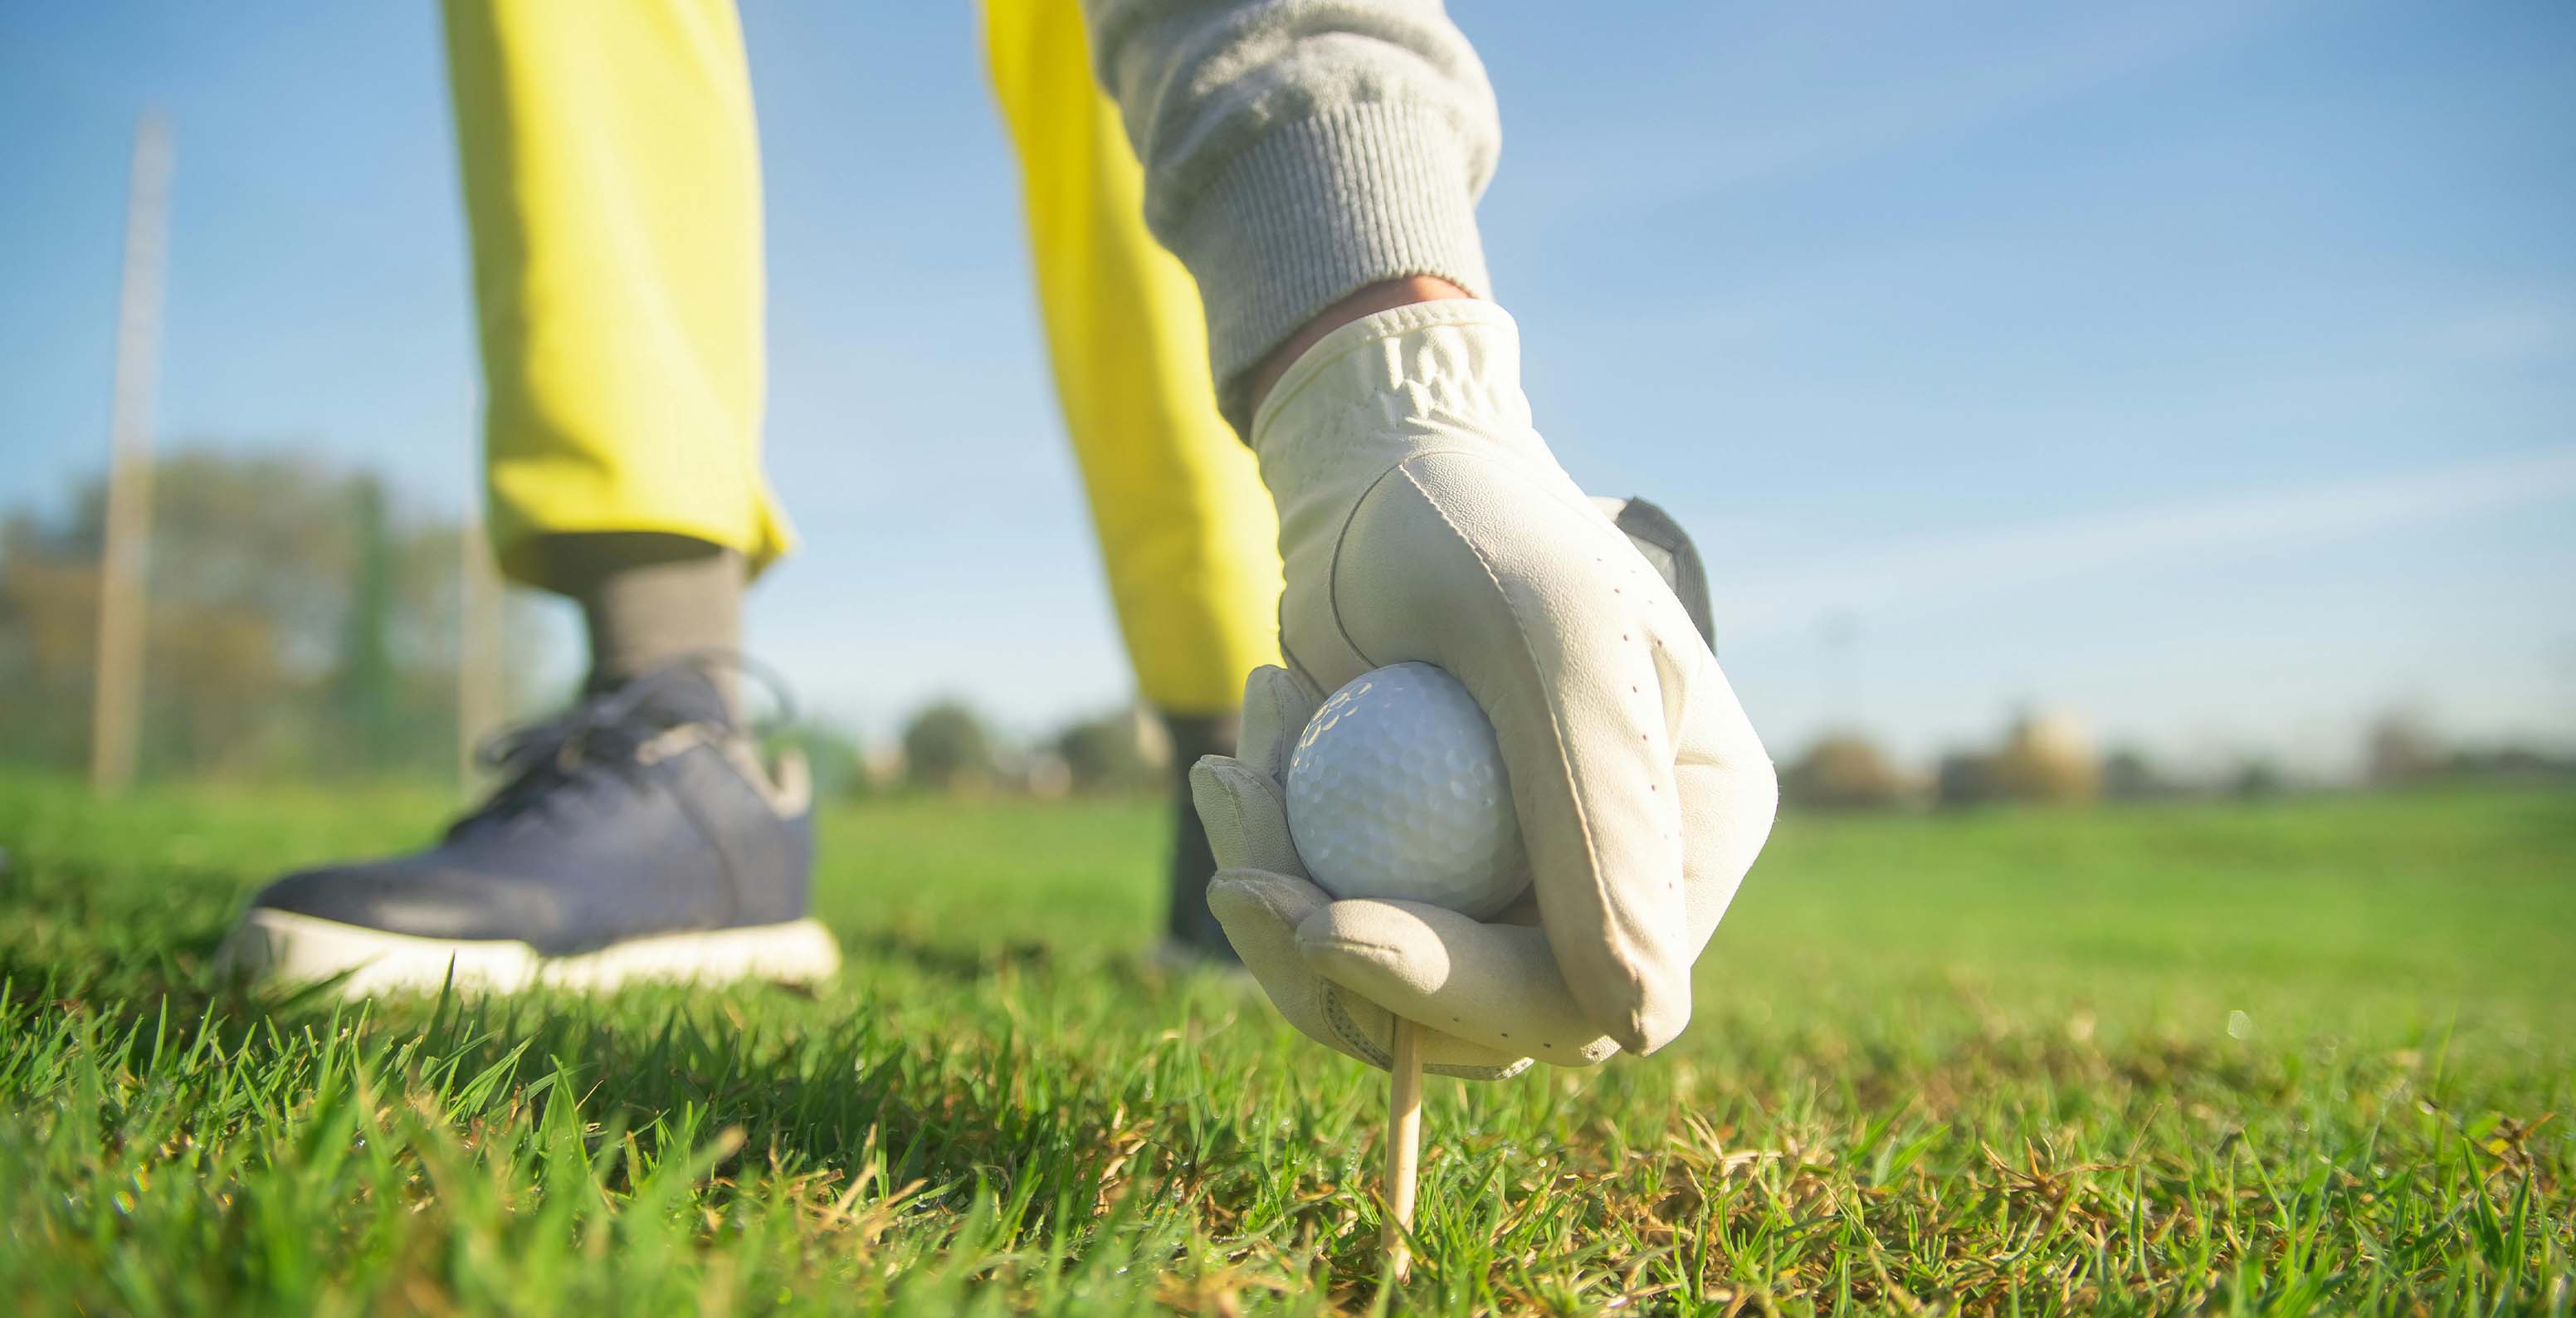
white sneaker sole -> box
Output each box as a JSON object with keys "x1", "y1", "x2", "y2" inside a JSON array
[{"x1": 217, "y1": 908, "x2": 842, "y2": 998}]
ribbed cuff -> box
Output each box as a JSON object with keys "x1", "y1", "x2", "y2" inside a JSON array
[{"x1": 1172, "y1": 100, "x2": 1492, "y2": 432}]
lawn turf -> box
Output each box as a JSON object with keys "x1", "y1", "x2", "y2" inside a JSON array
[{"x1": 1, "y1": 769, "x2": 2569, "y2": 1314}]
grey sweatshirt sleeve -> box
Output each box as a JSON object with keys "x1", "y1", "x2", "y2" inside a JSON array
[{"x1": 1079, "y1": 0, "x2": 1499, "y2": 427}]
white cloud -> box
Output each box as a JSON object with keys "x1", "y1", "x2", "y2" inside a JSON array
[
  {"x1": 1717, "y1": 447, "x2": 2576, "y2": 640},
  {"x1": 2427, "y1": 305, "x2": 2575, "y2": 366}
]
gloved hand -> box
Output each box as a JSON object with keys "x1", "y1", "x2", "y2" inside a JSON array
[{"x1": 1190, "y1": 300, "x2": 1778, "y2": 1079}]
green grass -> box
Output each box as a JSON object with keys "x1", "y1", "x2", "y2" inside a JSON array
[{"x1": 1, "y1": 769, "x2": 2569, "y2": 1315}]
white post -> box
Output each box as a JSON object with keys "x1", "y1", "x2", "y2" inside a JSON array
[
  {"x1": 90, "y1": 112, "x2": 173, "y2": 797},
  {"x1": 456, "y1": 494, "x2": 505, "y2": 794}
]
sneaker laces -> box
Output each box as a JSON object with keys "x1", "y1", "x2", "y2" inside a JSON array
[{"x1": 449, "y1": 652, "x2": 794, "y2": 838}]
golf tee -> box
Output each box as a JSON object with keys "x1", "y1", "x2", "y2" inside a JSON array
[{"x1": 1385, "y1": 1017, "x2": 1425, "y2": 1283}]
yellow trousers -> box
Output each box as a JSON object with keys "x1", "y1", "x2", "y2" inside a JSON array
[{"x1": 442, "y1": 0, "x2": 1281, "y2": 715}]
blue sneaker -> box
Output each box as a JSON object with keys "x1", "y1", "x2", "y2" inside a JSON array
[{"x1": 221, "y1": 658, "x2": 839, "y2": 996}]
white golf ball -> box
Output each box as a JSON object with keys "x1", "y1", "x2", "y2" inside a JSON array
[{"x1": 1286, "y1": 662, "x2": 1530, "y2": 918}]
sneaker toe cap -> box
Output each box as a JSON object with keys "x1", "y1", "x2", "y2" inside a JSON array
[{"x1": 252, "y1": 863, "x2": 567, "y2": 944}]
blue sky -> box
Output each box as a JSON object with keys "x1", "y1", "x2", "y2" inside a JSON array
[{"x1": 4, "y1": 0, "x2": 2571, "y2": 770}]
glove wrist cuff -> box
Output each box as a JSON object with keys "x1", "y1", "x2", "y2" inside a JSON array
[{"x1": 1250, "y1": 300, "x2": 1545, "y2": 501}]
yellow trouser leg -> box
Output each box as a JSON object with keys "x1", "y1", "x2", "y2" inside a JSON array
[
  {"x1": 983, "y1": 0, "x2": 1284, "y2": 716},
  {"x1": 443, "y1": 0, "x2": 791, "y2": 591}
]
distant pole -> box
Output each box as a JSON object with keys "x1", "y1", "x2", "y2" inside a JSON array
[
  {"x1": 89, "y1": 112, "x2": 173, "y2": 797},
  {"x1": 456, "y1": 494, "x2": 505, "y2": 794}
]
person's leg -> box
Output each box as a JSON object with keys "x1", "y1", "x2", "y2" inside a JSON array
[
  {"x1": 221, "y1": 0, "x2": 832, "y2": 995},
  {"x1": 982, "y1": 0, "x2": 1286, "y2": 957},
  {"x1": 536, "y1": 532, "x2": 744, "y2": 702},
  {"x1": 446, "y1": 0, "x2": 787, "y2": 710}
]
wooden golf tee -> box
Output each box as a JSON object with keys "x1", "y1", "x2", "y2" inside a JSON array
[{"x1": 1384, "y1": 1017, "x2": 1425, "y2": 1283}]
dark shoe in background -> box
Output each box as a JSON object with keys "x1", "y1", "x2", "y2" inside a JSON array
[{"x1": 1158, "y1": 710, "x2": 1240, "y2": 967}]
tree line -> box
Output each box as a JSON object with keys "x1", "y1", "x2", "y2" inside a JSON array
[
  {"x1": 1777, "y1": 707, "x2": 2573, "y2": 813},
  {"x1": 0, "y1": 447, "x2": 1179, "y2": 797},
  {"x1": 0, "y1": 448, "x2": 539, "y2": 781}
]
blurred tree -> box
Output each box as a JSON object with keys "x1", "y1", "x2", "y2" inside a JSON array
[
  {"x1": 2099, "y1": 745, "x2": 2172, "y2": 801},
  {"x1": 901, "y1": 700, "x2": 993, "y2": 792},
  {"x1": 1051, "y1": 708, "x2": 1164, "y2": 795},
  {"x1": 0, "y1": 535, "x2": 101, "y2": 768},
  {"x1": 2445, "y1": 744, "x2": 2576, "y2": 780},
  {"x1": 1779, "y1": 731, "x2": 1916, "y2": 810},
  {"x1": 1934, "y1": 751, "x2": 1999, "y2": 808},
  {"x1": 334, "y1": 476, "x2": 398, "y2": 769},
  {"x1": 2231, "y1": 759, "x2": 2286, "y2": 799},
  {"x1": 1987, "y1": 710, "x2": 2100, "y2": 805},
  {"x1": 2364, "y1": 710, "x2": 2443, "y2": 786},
  {"x1": 0, "y1": 447, "x2": 543, "y2": 783},
  {"x1": 1936, "y1": 710, "x2": 2100, "y2": 808},
  {"x1": 1018, "y1": 749, "x2": 1075, "y2": 799},
  {"x1": 765, "y1": 721, "x2": 871, "y2": 802}
]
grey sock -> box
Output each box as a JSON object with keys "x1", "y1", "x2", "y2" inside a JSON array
[{"x1": 534, "y1": 533, "x2": 744, "y2": 715}]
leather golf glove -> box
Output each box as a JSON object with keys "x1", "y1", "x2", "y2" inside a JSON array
[{"x1": 1191, "y1": 301, "x2": 1778, "y2": 1079}]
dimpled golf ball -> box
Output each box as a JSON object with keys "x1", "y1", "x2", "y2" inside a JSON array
[{"x1": 1286, "y1": 662, "x2": 1530, "y2": 918}]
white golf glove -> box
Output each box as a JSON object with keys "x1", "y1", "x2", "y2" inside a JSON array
[{"x1": 1190, "y1": 301, "x2": 1777, "y2": 1079}]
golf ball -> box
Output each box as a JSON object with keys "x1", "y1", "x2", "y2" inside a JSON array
[{"x1": 1286, "y1": 663, "x2": 1530, "y2": 918}]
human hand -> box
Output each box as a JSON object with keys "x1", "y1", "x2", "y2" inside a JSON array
[{"x1": 1190, "y1": 300, "x2": 1777, "y2": 1076}]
